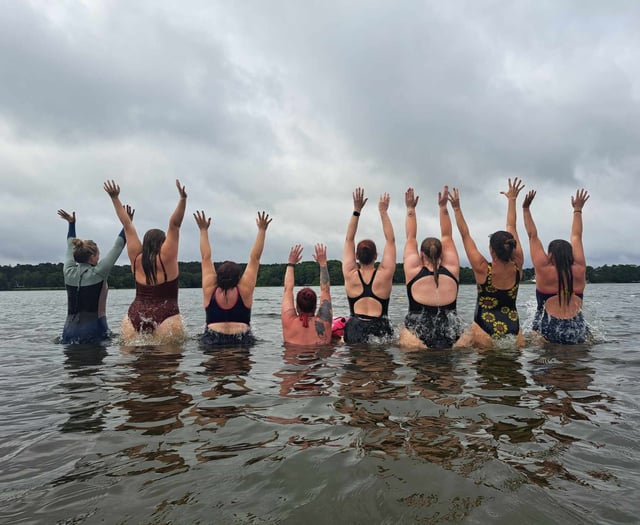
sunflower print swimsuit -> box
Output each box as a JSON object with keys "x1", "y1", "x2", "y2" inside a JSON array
[{"x1": 473, "y1": 263, "x2": 520, "y2": 338}]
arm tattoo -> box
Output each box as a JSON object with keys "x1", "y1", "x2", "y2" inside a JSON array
[
  {"x1": 317, "y1": 299, "x2": 332, "y2": 322},
  {"x1": 315, "y1": 320, "x2": 326, "y2": 336},
  {"x1": 320, "y1": 265, "x2": 330, "y2": 286}
]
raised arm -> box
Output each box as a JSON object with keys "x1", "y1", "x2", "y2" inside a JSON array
[
  {"x1": 161, "y1": 179, "x2": 187, "y2": 262},
  {"x1": 439, "y1": 186, "x2": 459, "y2": 271},
  {"x1": 522, "y1": 190, "x2": 547, "y2": 268},
  {"x1": 342, "y1": 187, "x2": 367, "y2": 275},
  {"x1": 104, "y1": 180, "x2": 142, "y2": 263},
  {"x1": 95, "y1": 205, "x2": 133, "y2": 276},
  {"x1": 378, "y1": 192, "x2": 397, "y2": 273},
  {"x1": 241, "y1": 211, "x2": 272, "y2": 294},
  {"x1": 570, "y1": 189, "x2": 589, "y2": 267},
  {"x1": 58, "y1": 209, "x2": 77, "y2": 270},
  {"x1": 448, "y1": 188, "x2": 487, "y2": 275},
  {"x1": 313, "y1": 243, "x2": 332, "y2": 323},
  {"x1": 500, "y1": 177, "x2": 525, "y2": 269},
  {"x1": 403, "y1": 188, "x2": 421, "y2": 275},
  {"x1": 282, "y1": 244, "x2": 303, "y2": 317},
  {"x1": 194, "y1": 210, "x2": 216, "y2": 306}
]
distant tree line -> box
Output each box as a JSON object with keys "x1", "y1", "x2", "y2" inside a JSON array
[{"x1": 1, "y1": 262, "x2": 638, "y2": 291}]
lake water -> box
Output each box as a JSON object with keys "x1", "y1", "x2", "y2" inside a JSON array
[{"x1": 0, "y1": 283, "x2": 638, "y2": 524}]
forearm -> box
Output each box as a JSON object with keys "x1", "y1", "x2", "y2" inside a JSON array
[
  {"x1": 571, "y1": 211, "x2": 583, "y2": 240},
  {"x1": 440, "y1": 205, "x2": 452, "y2": 238},
  {"x1": 453, "y1": 208, "x2": 470, "y2": 238},
  {"x1": 319, "y1": 264, "x2": 330, "y2": 293},
  {"x1": 67, "y1": 222, "x2": 76, "y2": 239},
  {"x1": 405, "y1": 208, "x2": 417, "y2": 240},
  {"x1": 199, "y1": 230, "x2": 212, "y2": 261},
  {"x1": 345, "y1": 214, "x2": 359, "y2": 242},
  {"x1": 523, "y1": 208, "x2": 538, "y2": 239},
  {"x1": 380, "y1": 210, "x2": 395, "y2": 243},
  {"x1": 506, "y1": 198, "x2": 517, "y2": 233},
  {"x1": 249, "y1": 230, "x2": 267, "y2": 263},
  {"x1": 284, "y1": 265, "x2": 295, "y2": 292},
  {"x1": 169, "y1": 197, "x2": 187, "y2": 228},
  {"x1": 108, "y1": 196, "x2": 130, "y2": 227}
]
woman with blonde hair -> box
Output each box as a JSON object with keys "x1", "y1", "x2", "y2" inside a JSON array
[{"x1": 58, "y1": 205, "x2": 132, "y2": 344}]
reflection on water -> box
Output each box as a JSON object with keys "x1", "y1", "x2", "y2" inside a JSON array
[
  {"x1": 276, "y1": 344, "x2": 335, "y2": 398},
  {"x1": 1, "y1": 285, "x2": 639, "y2": 524}
]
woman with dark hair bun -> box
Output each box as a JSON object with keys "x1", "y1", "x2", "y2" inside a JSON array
[
  {"x1": 449, "y1": 178, "x2": 526, "y2": 348},
  {"x1": 400, "y1": 186, "x2": 462, "y2": 349},
  {"x1": 194, "y1": 209, "x2": 272, "y2": 348},
  {"x1": 57, "y1": 206, "x2": 132, "y2": 344},
  {"x1": 281, "y1": 243, "x2": 332, "y2": 345},
  {"x1": 523, "y1": 188, "x2": 591, "y2": 344},
  {"x1": 104, "y1": 179, "x2": 187, "y2": 343},
  {"x1": 341, "y1": 187, "x2": 396, "y2": 344}
]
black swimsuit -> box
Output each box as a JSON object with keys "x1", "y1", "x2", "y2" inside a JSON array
[
  {"x1": 403, "y1": 266, "x2": 462, "y2": 348},
  {"x1": 533, "y1": 289, "x2": 589, "y2": 344},
  {"x1": 344, "y1": 269, "x2": 393, "y2": 344}
]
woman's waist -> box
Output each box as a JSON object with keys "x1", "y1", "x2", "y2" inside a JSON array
[{"x1": 206, "y1": 321, "x2": 251, "y2": 334}]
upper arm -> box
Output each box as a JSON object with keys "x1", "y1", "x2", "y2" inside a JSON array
[
  {"x1": 403, "y1": 239, "x2": 421, "y2": 281},
  {"x1": 95, "y1": 236, "x2": 126, "y2": 276},
  {"x1": 440, "y1": 237, "x2": 460, "y2": 276},
  {"x1": 161, "y1": 224, "x2": 180, "y2": 262},
  {"x1": 201, "y1": 258, "x2": 217, "y2": 305}
]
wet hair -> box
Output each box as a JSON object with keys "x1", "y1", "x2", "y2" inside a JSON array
[
  {"x1": 71, "y1": 239, "x2": 98, "y2": 264},
  {"x1": 141, "y1": 229, "x2": 166, "y2": 285},
  {"x1": 216, "y1": 261, "x2": 242, "y2": 292},
  {"x1": 420, "y1": 237, "x2": 443, "y2": 286},
  {"x1": 296, "y1": 287, "x2": 317, "y2": 328},
  {"x1": 356, "y1": 239, "x2": 377, "y2": 265},
  {"x1": 489, "y1": 230, "x2": 517, "y2": 262},
  {"x1": 548, "y1": 239, "x2": 574, "y2": 306}
]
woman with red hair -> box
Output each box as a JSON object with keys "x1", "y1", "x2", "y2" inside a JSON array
[{"x1": 281, "y1": 244, "x2": 332, "y2": 345}]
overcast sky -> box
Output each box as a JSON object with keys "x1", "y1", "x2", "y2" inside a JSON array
[{"x1": 1, "y1": 1, "x2": 639, "y2": 269}]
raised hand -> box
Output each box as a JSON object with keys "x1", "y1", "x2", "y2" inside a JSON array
[
  {"x1": 288, "y1": 244, "x2": 303, "y2": 265},
  {"x1": 438, "y1": 185, "x2": 450, "y2": 207},
  {"x1": 500, "y1": 177, "x2": 525, "y2": 200},
  {"x1": 57, "y1": 209, "x2": 76, "y2": 223},
  {"x1": 124, "y1": 205, "x2": 135, "y2": 221},
  {"x1": 193, "y1": 210, "x2": 211, "y2": 230},
  {"x1": 353, "y1": 187, "x2": 368, "y2": 213},
  {"x1": 176, "y1": 179, "x2": 187, "y2": 199},
  {"x1": 103, "y1": 180, "x2": 120, "y2": 198},
  {"x1": 447, "y1": 187, "x2": 461, "y2": 210},
  {"x1": 522, "y1": 190, "x2": 536, "y2": 209},
  {"x1": 405, "y1": 187, "x2": 419, "y2": 209},
  {"x1": 378, "y1": 192, "x2": 390, "y2": 213},
  {"x1": 256, "y1": 211, "x2": 273, "y2": 231},
  {"x1": 571, "y1": 188, "x2": 590, "y2": 211},
  {"x1": 313, "y1": 243, "x2": 327, "y2": 265}
]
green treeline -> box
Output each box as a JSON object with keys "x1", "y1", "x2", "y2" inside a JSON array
[{"x1": 1, "y1": 262, "x2": 639, "y2": 290}]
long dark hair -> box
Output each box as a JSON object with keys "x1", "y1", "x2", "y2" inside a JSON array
[
  {"x1": 489, "y1": 230, "x2": 517, "y2": 262},
  {"x1": 420, "y1": 237, "x2": 442, "y2": 286},
  {"x1": 548, "y1": 239, "x2": 574, "y2": 305},
  {"x1": 141, "y1": 229, "x2": 166, "y2": 285}
]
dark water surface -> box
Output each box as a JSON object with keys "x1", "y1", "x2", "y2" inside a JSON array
[{"x1": 1, "y1": 284, "x2": 638, "y2": 524}]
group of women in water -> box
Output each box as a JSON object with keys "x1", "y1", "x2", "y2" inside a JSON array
[{"x1": 58, "y1": 177, "x2": 591, "y2": 349}]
